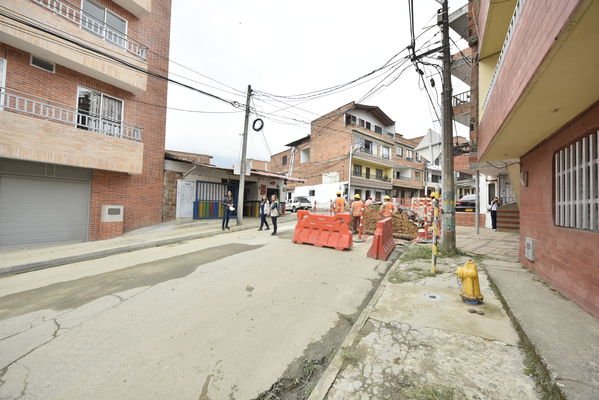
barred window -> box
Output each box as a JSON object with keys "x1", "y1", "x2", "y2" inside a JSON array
[{"x1": 554, "y1": 130, "x2": 599, "y2": 231}]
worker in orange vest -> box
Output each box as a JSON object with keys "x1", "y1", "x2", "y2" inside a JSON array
[
  {"x1": 351, "y1": 194, "x2": 364, "y2": 233},
  {"x1": 380, "y1": 195, "x2": 397, "y2": 218},
  {"x1": 334, "y1": 191, "x2": 346, "y2": 214},
  {"x1": 364, "y1": 196, "x2": 373, "y2": 207}
]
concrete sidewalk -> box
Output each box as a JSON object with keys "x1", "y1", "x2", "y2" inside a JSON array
[
  {"x1": 0, "y1": 214, "x2": 296, "y2": 275},
  {"x1": 309, "y1": 226, "x2": 599, "y2": 400}
]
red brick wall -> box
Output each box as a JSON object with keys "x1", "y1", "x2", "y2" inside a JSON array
[
  {"x1": 520, "y1": 101, "x2": 599, "y2": 319},
  {"x1": 98, "y1": 221, "x2": 124, "y2": 240},
  {"x1": 2, "y1": 0, "x2": 172, "y2": 240},
  {"x1": 478, "y1": 0, "x2": 580, "y2": 157},
  {"x1": 456, "y1": 212, "x2": 485, "y2": 227}
]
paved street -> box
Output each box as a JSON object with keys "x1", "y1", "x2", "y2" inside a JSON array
[{"x1": 0, "y1": 222, "x2": 389, "y2": 400}]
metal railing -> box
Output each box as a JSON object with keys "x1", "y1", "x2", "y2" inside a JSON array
[
  {"x1": 482, "y1": 0, "x2": 526, "y2": 110},
  {"x1": 0, "y1": 87, "x2": 143, "y2": 141},
  {"x1": 352, "y1": 171, "x2": 391, "y2": 182},
  {"x1": 31, "y1": 0, "x2": 148, "y2": 61},
  {"x1": 452, "y1": 90, "x2": 470, "y2": 107}
]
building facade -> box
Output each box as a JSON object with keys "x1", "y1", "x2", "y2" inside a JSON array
[
  {"x1": 0, "y1": 0, "x2": 171, "y2": 245},
  {"x1": 475, "y1": 0, "x2": 599, "y2": 318},
  {"x1": 269, "y1": 102, "x2": 426, "y2": 205}
]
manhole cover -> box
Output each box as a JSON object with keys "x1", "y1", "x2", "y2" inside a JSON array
[
  {"x1": 423, "y1": 293, "x2": 444, "y2": 301},
  {"x1": 237, "y1": 235, "x2": 254, "y2": 240}
]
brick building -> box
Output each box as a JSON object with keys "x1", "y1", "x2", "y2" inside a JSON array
[
  {"x1": 0, "y1": 0, "x2": 171, "y2": 245},
  {"x1": 269, "y1": 102, "x2": 426, "y2": 205},
  {"x1": 474, "y1": 0, "x2": 599, "y2": 318}
]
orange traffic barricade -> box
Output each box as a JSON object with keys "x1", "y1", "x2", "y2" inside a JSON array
[
  {"x1": 292, "y1": 210, "x2": 353, "y2": 251},
  {"x1": 367, "y1": 217, "x2": 395, "y2": 260}
]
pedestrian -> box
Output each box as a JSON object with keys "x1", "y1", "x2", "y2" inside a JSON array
[
  {"x1": 351, "y1": 194, "x2": 364, "y2": 234},
  {"x1": 258, "y1": 194, "x2": 270, "y2": 231},
  {"x1": 222, "y1": 190, "x2": 235, "y2": 230},
  {"x1": 270, "y1": 194, "x2": 280, "y2": 236},
  {"x1": 364, "y1": 196, "x2": 373, "y2": 207},
  {"x1": 380, "y1": 195, "x2": 396, "y2": 219},
  {"x1": 334, "y1": 191, "x2": 346, "y2": 214},
  {"x1": 490, "y1": 196, "x2": 501, "y2": 231}
]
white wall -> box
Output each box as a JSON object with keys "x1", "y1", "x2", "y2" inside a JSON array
[{"x1": 292, "y1": 181, "x2": 348, "y2": 203}]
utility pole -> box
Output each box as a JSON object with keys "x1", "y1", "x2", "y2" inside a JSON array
[
  {"x1": 236, "y1": 84, "x2": 252, "y2": 226},
  {"x1": 440, "y1": 0, "x2": 456, "y2": 250}
]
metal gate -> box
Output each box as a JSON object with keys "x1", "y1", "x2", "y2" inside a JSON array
[{"x1": 194, "y1": 181, "x2": 239, "y2": 219}]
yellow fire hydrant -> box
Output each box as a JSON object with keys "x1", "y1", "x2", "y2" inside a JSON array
[{"x1": 455, "y1": 259, "x2": 484, "y2": 304}]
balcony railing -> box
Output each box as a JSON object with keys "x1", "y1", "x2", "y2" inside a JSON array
[
  {"x1": 31, "y1": 0, "x2": 148, "y2": 61},
  {"x1": 348, "y1": 122, "x2": 395, "y2": 138},
  {"x1": 0, "y1": 87, "x2": 143, "y2": 141},
  {"x1": 482, "y1": 0, "x2": 526, "y2": 110},
  {"x1": 352, "y1": 171, "x2": 390, "y2": 182},
  {"x1": 452, "y1": 90, "x2": 471, "y2": 107}
]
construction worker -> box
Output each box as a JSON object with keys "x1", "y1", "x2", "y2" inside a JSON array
[
  {"x1": 380, "y1": 195, "x2": 397, "y2": 219},
  {"x1": 364, "y1": 196, "x2": 373, "y2": 207},
  {"x1": 351, "y1": 194, "x2": 364, "y2": 233},
  {"x1": 334, "y1": 191, "x2": 346, "y2": 214}
]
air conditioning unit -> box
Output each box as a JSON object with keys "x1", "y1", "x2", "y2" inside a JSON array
[
  {"x1": 101, "y1": 205, "x2": 124, "y2": 223},
  {"x1": 524, "y1": 237, "x2": 535, "y2": 261}
]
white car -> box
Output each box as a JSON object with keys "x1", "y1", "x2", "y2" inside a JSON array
[{"x1": 288, "y1": 196, "x2": 313, "y2": 212}]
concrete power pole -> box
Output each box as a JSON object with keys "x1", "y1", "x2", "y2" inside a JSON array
[
  {"x1": 236, "y1": 84, "x2": 252, "y2": 226},
  {"x1": 440, "y1": 0, "x2": 456, "y2": 251}
]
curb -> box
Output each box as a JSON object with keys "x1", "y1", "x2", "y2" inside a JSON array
[
  {"x1": 0, "y1": 218, "x2": 296, "y2": 276},
  {"x1": 308, "y1": 245, "x2": 405, "y2": 400}
]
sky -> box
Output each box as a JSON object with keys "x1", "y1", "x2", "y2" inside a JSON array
[{"x1": 165, "y1": 0, "x2": 470, "y2": 168}]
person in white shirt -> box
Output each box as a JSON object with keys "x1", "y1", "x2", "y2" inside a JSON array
[{"x1": 490, "y1": 197, "x2": 501, "y2": 231}]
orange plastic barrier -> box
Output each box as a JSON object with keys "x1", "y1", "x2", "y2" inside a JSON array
[
  {"x1": 292, "y1": 210, "x2": 353, "y2": 251},
  {"x1": 367, "y1": 217, "x2": 395, "y2": 260}
]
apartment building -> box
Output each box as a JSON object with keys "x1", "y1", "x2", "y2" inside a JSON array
[
  {"x1": 269, "y1": 102, "x2": 426, "y2": 204},
  {"x1": 474, "y1": 0, "x2": 599, "y2": 318},
  {"x1": 392, "y1": 134, "x2": 425, "y2": 199},
  {"x1": 0, "y1": 0, "x2": 171, "y2": 246}
]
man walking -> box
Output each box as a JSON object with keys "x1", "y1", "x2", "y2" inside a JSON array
[
  {"x1": 334, "y1": 191, "x2": 346, "y2": 214},
  {"x1": 351, "y1": 194, "x2": 364, "y2": 234},
  {"x1": 490, "y1": 196, "x2": 501, "y2": 231},
  {"x1": 380, "y1": 195, "x2": 396, "y2": 219}
]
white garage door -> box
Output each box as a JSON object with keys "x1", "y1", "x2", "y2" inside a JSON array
[{"x1": 0, "y1": 175, "x2": 90, "y2": 246}]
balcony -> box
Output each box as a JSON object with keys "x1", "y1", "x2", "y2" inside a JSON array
[
  {"x1": 0, "y1": 87, "x2": 144, "y2": 174},
  {"x1": 451, "y1": 48, "x2": 471, "y2": 85},
  {"x1": 0, "y1": 0, "x2": 148, "y2": 93},
  {"x1": 449, "y1": 4, "x2": 469, "y2": 41},
  {"x1": 351, "y1": 171, "x2": 392, "y2": 190},
  {"x1": 392, "y1": 177, "x2": 424, "y2": 190},
  {"x1": 353, "y1": 147, "x2": 396, "y2": 168},
  {"x1": 111, "y1": 0, "x2": 151, "y2": 18},
  {"x1": 452, "y1": 90, "x2": 470, "y2": 127}
]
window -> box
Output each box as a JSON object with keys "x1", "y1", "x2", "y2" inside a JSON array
[
  {"x1": 0, "y1": 58, "x2": 6, "y2": 111},
  {"x1": 396, "y1": 146, "x2": 403, "y2": 157},
  {"x1": 382, "y1": 146, "x2": 390, "y2": 159},
  {"x1": 365, "y1": 167, "x2": 371, "y2": 179},
  {"x1": 374, "y1": 125, "x2": 382, "y2": 134},
  {"x1": 395, "y1": 171, "x2": 401, "y2": 179},
  {"x1": 416, "y1": 153, "x2": 421, "y2": 162},
  {"x1": 365, "y1": 190, "x2": 371, "y2": 199},
  {"x1": 309, "y1": 190, "x2": 315, "y2": 196},
  {"x1": 353, "y1": 164, "x2": 362, "y2": 177},
  {"x1": 554, "y1": 131, "x2": 599, "y2": 231},
  {"x1": 415, "y1": 171, "x2": 422, "y2": 181},
  {"x1": 365, "y1": 121, "x2": 371, "y2": 130},
  {"x1": 359, "y1": 118, "x2": 365, "y2": 127},
  {"x1": 77, "y1": 86, "x2": 123, "y2": 136},
  {"x1": 345, "y1": 114, "x2": 357, "y2": 126},
  {"x1": 405, "y1": 150, "x2": 413, "y2": 160},
  {"x1": 375, "y1": 191, "x2": 382, "y2": 201},
  {"x1": 81, "y1": 0, "x2": 127, "y2": 49},
  {"x1": 282, "y1": 155, "x2": 288, "y2": 166},
  {"x1": 363, "y1": 140, "x2": 373, "y2": 154},
  {"x1": 30, "y1": 55, "x2": 55, "y2": 73},
  {"x1": 375, "y1": 169, "x2": 383, "y2": 180},
  {"x1": 300, "y1": 147, "x2": 310, "y2": 163}
]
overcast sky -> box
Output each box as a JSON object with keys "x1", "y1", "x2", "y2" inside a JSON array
[{"x1": 165, "y1": 0, "x2": 469, "y2": 167}]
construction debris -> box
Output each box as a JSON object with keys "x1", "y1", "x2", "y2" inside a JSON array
[{"x1": 362, "y1": 206, "x2": 418, "y2": 240}]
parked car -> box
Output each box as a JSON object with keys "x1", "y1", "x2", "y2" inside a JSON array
[
  {"x1": 288, "y1": 196, "x2": 312, "y2": 212},
  {"x1": 456, "y1": 194, "x2": 477, "y2": 212}
]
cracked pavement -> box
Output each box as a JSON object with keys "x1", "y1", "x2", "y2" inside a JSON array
[{"x1": 0, "y1": 225, "x2": 386, "y2": 399}]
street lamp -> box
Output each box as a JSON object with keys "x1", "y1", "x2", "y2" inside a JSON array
[{"x1": 347, "y1": 143, "x2": 362, "y2": 200}]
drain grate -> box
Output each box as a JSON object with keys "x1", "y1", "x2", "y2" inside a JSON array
[{"x1": 423, "y1": 293, "x2": 444, "y2": 301}]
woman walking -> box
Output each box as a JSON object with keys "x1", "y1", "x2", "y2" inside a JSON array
[
  {"x1": 270, "y1": 194, "x2": 280, "y2": 236},
  {"x1": 258, "y1": 195, "x2": 270, "y2": 231},
  {"x1": 222, "y1": 190, "x2": 234, "y2": 230}
]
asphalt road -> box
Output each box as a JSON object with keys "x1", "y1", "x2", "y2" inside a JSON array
[{"x1": 0, "y1": 223, "x2": 387, "y2": 400}]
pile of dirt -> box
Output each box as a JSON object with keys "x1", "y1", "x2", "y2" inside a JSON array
[{"x1": 362, "y1": 206, "x2": 418, "y2": 240}]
